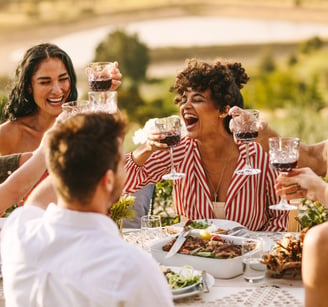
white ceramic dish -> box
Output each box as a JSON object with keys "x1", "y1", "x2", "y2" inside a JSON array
[
  {"x1": 151, "y1": 234, "x2": 258, "y2": 279},
  {"x1": 172, "y1": 270, "x2": 215, "y2": 300},
  {"x1": 165, "y1": 266, "x2": 202, "y2": 295},
  {"x1": 166, "y1": 219, "x2": 242, "y2": 235}
]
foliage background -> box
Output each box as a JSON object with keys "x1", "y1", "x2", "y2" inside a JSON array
[{"x1": 1, "y1": 0, "x2": 328, "y2": 221}]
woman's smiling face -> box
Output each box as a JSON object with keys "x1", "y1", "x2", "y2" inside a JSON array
[
  {"x1": 30, "y1": 57, "x2": 71, "y2": 117},
  {"x1": 179, "y1": 88, "x2": 223, "y2": 140}
]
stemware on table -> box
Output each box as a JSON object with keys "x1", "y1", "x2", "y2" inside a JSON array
[
  {"x1": 232, "y1": 109, "x2": 261, "y2": 175},
  {"x1": 154, "y1": 116, "x2": 185, "y2": 180},
  {"x1": 140, "y1": 215, "x2": 164, "y2": 252},
  {"x1": 269, "y1": 137, "x2": 300, "y2": 211}
]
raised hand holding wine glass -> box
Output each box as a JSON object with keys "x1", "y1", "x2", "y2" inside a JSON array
[
  {"x1": 155, "y1": 116, "x2": 185, "y2": 180},
  {"x1": 269, "y1": 137, "x2": 300, "y2": 211},
  {"x1": 232, "y1": 109, "x2": 261, "y2": 175}
]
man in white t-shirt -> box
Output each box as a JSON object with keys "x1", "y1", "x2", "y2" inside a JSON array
[{"x1": 1, "y1": 112, "x2": 173, "y2": 307}]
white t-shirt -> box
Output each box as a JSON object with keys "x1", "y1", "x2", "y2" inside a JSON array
[{"x1": 1, "y1": 204, "x2": 173, "y2": 307}]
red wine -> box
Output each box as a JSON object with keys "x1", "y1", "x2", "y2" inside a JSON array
[
  {"x1": 272, "y1": 161, "x2": 298, "y2": 172},
  {"x1": 89, "y1": 79, "x2": 112, "y2": 92},
  {"x1": 160, "y1": 134, "x2": 181, "y2": 146},
  {"x1": 235, "y1": 131, "x2": 258, "y2": 142}
]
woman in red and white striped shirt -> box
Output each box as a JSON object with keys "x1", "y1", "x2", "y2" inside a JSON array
[{"x1": 124, "y1": 58, "x2": 288, "y2": 231}]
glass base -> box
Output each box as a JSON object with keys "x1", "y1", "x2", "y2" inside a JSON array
[
  {"x1": 235, "y1": 168, "x2": 261, "y2": 176},
  {"x1": 269, "y1": 203, "x2": 298, "y2": 211},
  {"x1": 162, "y1": 172, "x2": 185, "y2": 180}
]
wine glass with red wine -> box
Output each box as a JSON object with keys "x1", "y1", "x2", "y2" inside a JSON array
[
  {"x1": 269, "y1": 137, "x2": 300, "y2": 210},
  {"x1": 232, "y1": 109, "x2": 261, "y2": 175},
  {"x1": 86, "y1": 62, "x2": 113, "y2": 92},
  {"x1": 155, "y1": 116, "x2": 185, "y2": 180}
]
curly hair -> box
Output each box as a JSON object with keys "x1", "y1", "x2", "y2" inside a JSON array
[
  {"x1": 171, "y1": 58, "x2": 249, "y2": 133},
  {"x1": 4, "y1": 43, "x2": 78, "y2": 120}
]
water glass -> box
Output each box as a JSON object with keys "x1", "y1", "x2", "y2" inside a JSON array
[
  {"x1": 242, "y1": 238, "x2": 266, "y2": 283},
  {"x1": 140, "y1": 215, "x2": 164, "y2": 252}
]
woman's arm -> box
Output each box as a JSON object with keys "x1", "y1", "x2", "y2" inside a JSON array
[{"x1": 0, "y1": 148, "x2": 46, "y2": 212}]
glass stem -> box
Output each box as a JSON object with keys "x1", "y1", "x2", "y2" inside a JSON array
[
  {"x1": 279, "y1": 171, "x2": 289, "y2": 205},
  {"x1": 169, "y1": 147, "x2": 176, "y2": 174},
  {"x1": 245, "y1": 143, "x2": 251, "y2": 168}
]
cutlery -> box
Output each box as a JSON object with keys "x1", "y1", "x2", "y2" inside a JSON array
[
  {"x1": 201, "y1": 270, "x2": 209, "y2": 293},
  {"x1": 165, "y1": 220, "x2": 192, "y2": 258},
  {"x1": 228, "y1": 225, "x2": 249, "y2": 236}
]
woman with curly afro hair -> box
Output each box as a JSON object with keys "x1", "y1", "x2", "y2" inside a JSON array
[{"x1": 124, "y1": 58, "x2": 288, "y2": 231}]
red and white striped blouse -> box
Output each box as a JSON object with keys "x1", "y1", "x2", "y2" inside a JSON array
[{"x1": 124, "y1": 137, "x2": 289, "y2": 231}]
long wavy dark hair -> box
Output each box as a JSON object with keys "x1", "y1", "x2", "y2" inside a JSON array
[
  {"x1": 5, "y1": 43, "x2": 78, "y2": 120},
  {"x1": 171, "y1": 58, "x2": 249, "y2": 134}
]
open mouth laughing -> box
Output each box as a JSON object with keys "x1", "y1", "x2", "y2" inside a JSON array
[
  {"x1": 183, "y1": 114, "x2": 198, "y2": 129},
  {"x1": 47, "y1": 97, "x2": 65, "y2": 106}
]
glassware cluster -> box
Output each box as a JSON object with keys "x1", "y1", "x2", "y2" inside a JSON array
[
  {"x1": 61, "y1": 61, "x2": 118, "y2": 118},
  {"x1": 86, "y1": 62, "x2": 118, "y2": 113}
]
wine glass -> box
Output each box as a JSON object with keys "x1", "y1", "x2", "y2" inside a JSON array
[
  {"x1": 155, "y1": 116, "x2": 185, "y2": 180},
  {"x1": 269, "y1": 137, "x2": 300, "y2": 211},
  {"x1": 232, "y1": 109, "x2": 261, "y2": 175},
  {"x1": 86, "y1": 62, "x2": 114, "y2": 92},
  {"x1": 60, "y1": 100, "x2": 91, "y2": 121},
  {"x1": 88, "y1": 91, "x2": 118, "y2": 113}
]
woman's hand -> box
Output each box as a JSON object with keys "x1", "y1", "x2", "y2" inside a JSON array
[
  {"x1": 146, "y1": 131, "x2": 169, "y2": 152},
  {"x1": 228, "y1": 106, "x2": 267, "y2": 133}
]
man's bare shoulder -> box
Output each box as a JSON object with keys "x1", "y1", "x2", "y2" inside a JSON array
[{"x1": 299, "y1": 140, "x2": 328, "y2": 176}]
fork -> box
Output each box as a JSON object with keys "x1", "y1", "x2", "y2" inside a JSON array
[{"x1": 228, "y1": 225, "x2": 249, "y2": 236}]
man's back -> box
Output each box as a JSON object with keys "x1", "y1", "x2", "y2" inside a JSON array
[{"x1": 1, "y1": 204, "x2": 173, "y2": 307}]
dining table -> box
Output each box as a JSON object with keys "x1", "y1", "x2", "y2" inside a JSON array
[
  {"x1": 123, "y1": 228, "x2": 304, "y2": 307},
  {"x1": 0, "y1": 228, "x2": 304, "y2": 307}
]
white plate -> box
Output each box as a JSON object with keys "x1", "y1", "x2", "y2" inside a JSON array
[
  {"x1": 173, "y1": 270, "x2": 215, "y2": 300},
  {"x1": 166, "y1": 219, "x2": 242, "y2": 235},
  {"x1": 165, "y1": 266, "x2": 202, "y2": 295}
]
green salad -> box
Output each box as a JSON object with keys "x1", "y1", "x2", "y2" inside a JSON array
[
  {"x1": 189, "y1": 219, "x2": 210, "y2": 229},
  {"x1": 163, "y1": 265, "x2": 201, "y2": 290}
]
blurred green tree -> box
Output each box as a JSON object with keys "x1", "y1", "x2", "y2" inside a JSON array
[
  {"x1": 94, "y1": 29, "x2": 149, "y2": 88},
  {"x1": 300, "y1": 36, "x2": 323, "y2": 54}
]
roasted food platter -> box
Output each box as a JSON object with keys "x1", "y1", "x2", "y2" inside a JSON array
[{"x1": 151, "y1": 233, "x2": 257, "y2": 279}]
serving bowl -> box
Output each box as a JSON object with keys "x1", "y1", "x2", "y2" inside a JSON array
[{"x1": 150, "y1": 234, "x2": 257, "y2": 279}]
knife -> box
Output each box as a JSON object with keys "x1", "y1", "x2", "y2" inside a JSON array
[
  {"x1": 165, "y1": 220, "x2": 192, "y2": 259},
  {"x1": 201, "y1": 270, "x2": 209, "y2": 293}
]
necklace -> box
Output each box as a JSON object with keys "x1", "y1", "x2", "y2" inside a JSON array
[{"x1": 202, "y1": 149, "x2": 234, "y2": 202}]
